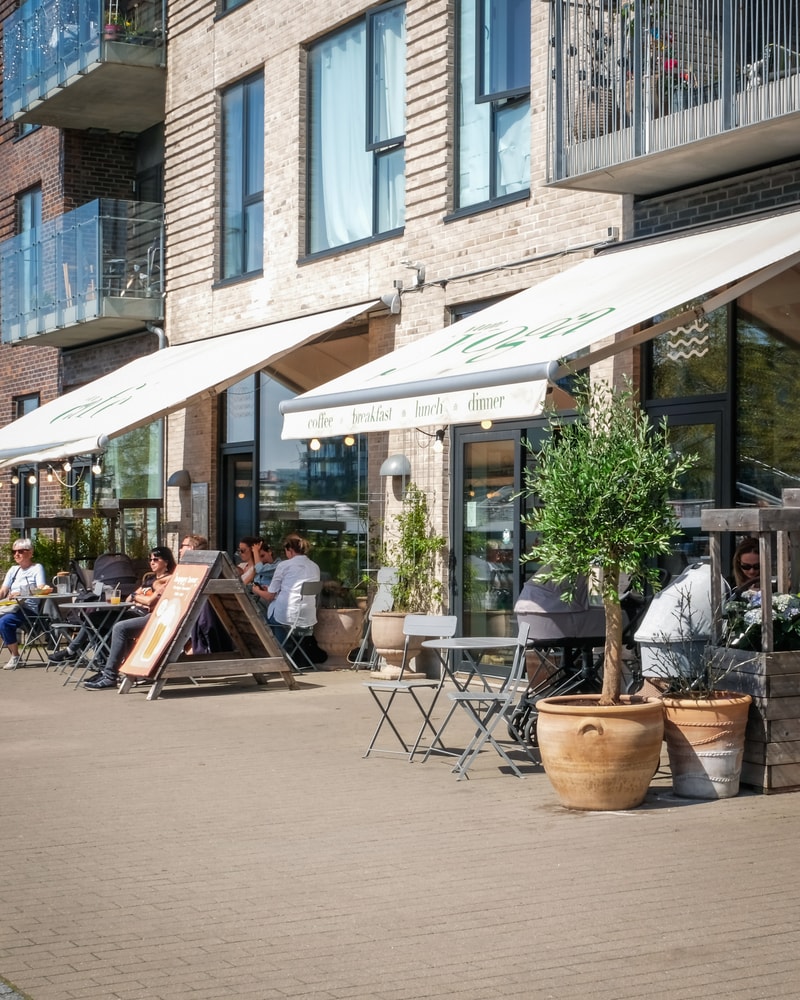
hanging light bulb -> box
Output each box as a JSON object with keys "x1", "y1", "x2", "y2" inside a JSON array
[
  {"x1": 480, "y1": 419, "x2": 493, "y2": 430},
  {"x1": 343, "y1": 435, "x2": 355, "y2": 447},
  {"x1": 27, "y1": 472, "x2": 37, "y2": 486},
  {"x1": 11, "y1": 471, "x2": 19, "y2": 485},
  {"x1": 46, "y1": 466, "x2": 54, "y2": 483},
  {"x1": 63, "y1": 458, "x2": 72, "y2": 473},
  {"x1": 432, "y1": 429, "x2": 445, "y2": 454},
  {"x1": 309, "y1": 438, "x2": 321, "y2": 451},
  {"x1": 91, "y1": 457, "x2": 103, "y2": 475}
]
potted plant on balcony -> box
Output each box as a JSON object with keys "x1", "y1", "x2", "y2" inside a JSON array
[
  {"x1": 521, "y1": 377, "x2": 696, "y2": 810},
  {"x1": 371, "y1": 482, "x2": 445, "y2": 679}
]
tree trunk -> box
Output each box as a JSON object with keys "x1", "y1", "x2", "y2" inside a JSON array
[{"x1": 600, "y1": 568, "x2": 623, "y2": 705}]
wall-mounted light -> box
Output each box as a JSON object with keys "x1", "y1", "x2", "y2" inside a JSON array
[
  {"x1": 480, "y1": 419, "x2": 493, "y2": 430},
  {"x1": 166, "y1": 469, "x2": 191, "y2": 489},
  {"x1": 379, "y1": 454, "x2": 411, "y2": 478},
  {"x1": 380, "y1": 281, "x2": 402, "y2": 315},
  {"x1": 432, "y1": 429, "x2": 446, "y2": 454},
  {"x1": 343, "y1": 435, "x2": 356, "y2": 447},
  {"x1": 309, "y1": 438, "x2": 321, "y2": 451}
]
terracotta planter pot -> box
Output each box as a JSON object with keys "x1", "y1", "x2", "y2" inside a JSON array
[
  {"x1": 370, "y1": 611, "x2": 422, "y2": 674},
  {"x1": 314, "y1": 607, "x2": 364, "y2": 657},
  {"x1": 662, "y1": 691, "x2": 752, "y2": 799},
  {"x1": 536, "y1": 694, "x2": 664, "y2": 811}
]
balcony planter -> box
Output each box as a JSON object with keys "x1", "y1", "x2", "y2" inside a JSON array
[{"x1": 103, "y1": 23, "x2": 124, "y2": 40}]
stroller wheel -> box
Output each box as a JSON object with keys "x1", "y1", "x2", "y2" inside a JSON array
[
  {"x1": 524, "y1": 712, "x2": 539, "y2": 748},
  {"x1": 507, "y1": 705, "x2": 528, "y2": 744}
]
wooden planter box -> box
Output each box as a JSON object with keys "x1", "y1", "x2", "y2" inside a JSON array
[{"x1": 715, "y1": 647, "x2": 800, "y2": 793}]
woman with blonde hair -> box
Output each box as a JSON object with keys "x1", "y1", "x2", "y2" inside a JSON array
[{"x1": 252, "y1": 533, "x2": 320, "y2": 644}]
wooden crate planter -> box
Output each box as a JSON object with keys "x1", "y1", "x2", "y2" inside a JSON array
[
  {"x1": 701, "y1": 490, "x2": 800, "y2": 794},
  {"x1": 714, "y1": 647, "x2": 800, "y2": 793}
]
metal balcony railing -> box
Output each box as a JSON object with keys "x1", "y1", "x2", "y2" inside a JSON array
[
  {"x1": 3, "y1": 0, "x2": 165, "y2": 121},
  {"x1": 0, "y1": 199, "x2": 164, "y2": 346},
  {"x1": 548, "y1": 0, "x2": 800, "y2": 187}
]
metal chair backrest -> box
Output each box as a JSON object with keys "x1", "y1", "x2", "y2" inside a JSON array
[
  {"x1": 402, "y1": 614, "x2": 458, "y2": 639},
  {"x1": 502, "y1": 622, "x2": 531, "y2": 692}
]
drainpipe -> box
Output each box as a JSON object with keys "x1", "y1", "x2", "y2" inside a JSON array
[{"x1": 146, "y1": 324, "x2": 170, "y2": 541}]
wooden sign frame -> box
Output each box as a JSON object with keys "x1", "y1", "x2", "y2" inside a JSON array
[{"x1": 118, "y1": 549, "x2": 297, "y2": 700}]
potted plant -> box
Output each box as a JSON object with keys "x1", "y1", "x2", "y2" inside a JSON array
[
  {"x1": 521, "y1": 377, "x2": 696, "y2": 810},
  {"x1": 314, "y1": 581, "x2": 365, "y2": 658},
  {"x1": 371, "y1": 482, "x2": 445, "y2": 678},
  {"x1": 649, "y1": 590, "x2": 752, "y2": 800}
]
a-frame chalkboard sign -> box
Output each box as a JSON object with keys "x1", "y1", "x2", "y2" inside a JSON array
[{"x1": 118, "y1": 549, "x2": 297, "y2": 700}]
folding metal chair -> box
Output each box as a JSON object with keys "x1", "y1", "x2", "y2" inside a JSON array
[
  {"x1": 433, "y1": 622, "x2": 538, "y2": 779},
  {"x1": 16, "y1": 600, "x2": 60, "y2": 667},
  {"x1": 363, "y1": 614, "x2": 458, "y2": 761},
  {"x1": 280, "y1": 579, "x2": 324, "y2": 672}
]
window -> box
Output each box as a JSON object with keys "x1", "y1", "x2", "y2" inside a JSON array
[
  {"x1": 308, "y1": 2, "x2": 406, "y2": 254},
  {"x1": 221, "y1": 73, "x2": 264, "y2": 280},
  {"x1": 221, "y1": 0, "x2": 247, "y2": 10},
  {"x1": 14, "y1": 393, "x2": 39, "y2": 419},
  {"x1": 456, "y1": 0, "x2": 530, "y2": 210}
]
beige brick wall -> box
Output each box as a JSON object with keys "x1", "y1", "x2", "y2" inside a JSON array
[{"x1": 163, "y1": 0, "x2": 627, "y2": 545}]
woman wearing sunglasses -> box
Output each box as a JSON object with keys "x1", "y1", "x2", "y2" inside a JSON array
[
  {"x1": 235, "y1": 536, "x2": 262, "y2": 587},
  {"x1": 732, "y1": 537, "x2": 761, "y2": 596},
  {"x1": 84, "y1": 546, "x2": 176, "y2": 689}
]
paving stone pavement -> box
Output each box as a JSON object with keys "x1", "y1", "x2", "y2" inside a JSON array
[{"x1": 2, "y1": 659, "x2": 800, "y2": 1000}]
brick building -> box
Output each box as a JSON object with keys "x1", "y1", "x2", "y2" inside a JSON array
[{"x1": 1, "y1": 0, "x2": 799, "y2": 633}]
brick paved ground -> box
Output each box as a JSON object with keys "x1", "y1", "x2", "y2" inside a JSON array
[{"x1": 1, "y1": 659, "x2": 800, "y2": 1000}]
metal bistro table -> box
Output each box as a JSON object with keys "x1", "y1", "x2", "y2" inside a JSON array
[
  {"x1": 58, "y1": 600, "x2": 132, "y2": 688},
  {"x1": 10, "y1": 593, "x2": 76, "y2": 667},
  {"x1": 419, "y1": 634, "x2": 525, "y2": 758}
]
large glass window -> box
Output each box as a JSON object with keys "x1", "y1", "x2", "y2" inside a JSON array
[
  {"x1": 308, "y1": 2, "x2": 406, "y2": 254},
  {"x1": 221, "y1": 73, "x2": 264, "y2": 280},
  {"x1": 457, "y1": 0, "x2": 530, "y2": 210}
]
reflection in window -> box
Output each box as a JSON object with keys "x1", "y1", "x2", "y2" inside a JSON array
[
  {"x1": 308, "y1": 3, "x2": 406, "y2": 253},
  {"x1": 221, "y1": 73, "x2": 264, "y2": 279},
  {"x1": 457, "y1": 0, "x2": 530, "y2": 209},
  {"x1": 257, "y1": 376, "x2": 370, "y2": 591},
  {"x1": 737, "y1": 283, "x2": 800, "y2": 507},
  {"x1": 649, "y1": 301, "x2": 728, "y2": 399}
]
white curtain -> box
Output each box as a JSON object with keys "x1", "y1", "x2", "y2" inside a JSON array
[
  {"x1": 309, "y1": 23, "x2": 371, "y2": 252},
  {"x1": 496, "y1": 98, "x2": 530, "y2": 194},
  {"x1": 458, "y1": 0, "x2": 490, "y2": 207}
]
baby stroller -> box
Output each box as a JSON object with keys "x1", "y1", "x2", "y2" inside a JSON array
[{"x1": 507, "y1": 572, "x2": 650, "y2": 747}]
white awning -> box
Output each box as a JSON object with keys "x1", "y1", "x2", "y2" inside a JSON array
[
  {"x1": 0, "y1": 301, "x2": 376, "y2": 467},
  {"x1": 281, "y1": 210, "x2": 800, "y2": 439}
]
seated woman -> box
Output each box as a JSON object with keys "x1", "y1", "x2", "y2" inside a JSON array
[
  {"x1": 1, "y1": 538, "x2": 46, "y2": 670},
  {"x1": 84, "y1": 546, "x2": 176, "y2": 689},
  {"x1": 251, "y1": 533, "x2": 320, "y2": 644}
]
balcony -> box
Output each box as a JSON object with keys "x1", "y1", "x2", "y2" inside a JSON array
[
  {"x1": 547, "y1": 0, "x2": 800, "y2": 195},
  {"x1": 3, "y1": 0, "x2": 165, "y2": 133},
  {"x1": 0, "y1": 199, "x2": 164, "y2": 348}
]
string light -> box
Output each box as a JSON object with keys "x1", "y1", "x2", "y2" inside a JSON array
[
  {"x1": 343, "y1": 435, "x2": 355, "y2": 447},
  {"x1": 309, "y1": 438, "x2": 321, "y2": 451},
  {"x1": 27, "y1": 472, "x2": 37, "y2": 486},
  {"x1": 63, "y1": 458, "x2": 72, "y2": 473},
  {"x1": 91, "y1": 456, "x2": 103, "y2": 475},
  {"x1": 480, "y1": 419, "x2": 493, "y2": 430},
  {"x1": 432, "y1": 429, "x2": 445, "y2": 454},
  {"x1": 46, "y1": 467, "x2": 54, "y2": 483},
  {"x1": 10, "y1": 470, "x2": 19, "y2": 485}
]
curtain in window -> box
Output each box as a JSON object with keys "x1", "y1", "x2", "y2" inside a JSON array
[
  {"x1": 496, "y1": 98, "x2": 530, "y2": 195},
  {"x1": 458, "y1": 0, "x2": 490, "y2": 207},
  {"x1": 222, "y1": 86, "x2": 244, "y2": 278},
  {"x1": 371, "y1": 5, "x2": 406, "y2": 143},
  {"x1": 309, "y1": 23, "x2": 372, "y2": 253}
]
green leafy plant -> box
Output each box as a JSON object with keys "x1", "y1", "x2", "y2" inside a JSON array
[
  {"x1": 723, "y1": 591, "x2": 800, "y2": 652},
  {"x1": 382, "y1": 482, "x2": 445, "y2": 614},
  {"x1": 521, "y1": 377, "x2": 697, "y2": 705}
]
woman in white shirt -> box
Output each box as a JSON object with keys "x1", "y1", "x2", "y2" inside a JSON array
[
  {"x1": 252, "y1": 533, "x2": 320, "y2": 644},
  {"x1": 0, "y1": 538, "x2": 46, "y2": 670}
]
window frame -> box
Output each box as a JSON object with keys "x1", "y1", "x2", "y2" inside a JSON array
[
  {"x1": 454, "y1": 0, "x2": 531, "y2": 213},
  {"x1": 220, "y1": 71, "x2": 265, "y2": 283},
  {"x1": 305, "y1": 1, "x2": 406, "y2": 257},
  {"x1": 475, "y1": 0, "x2": 531, "y2": 105}
]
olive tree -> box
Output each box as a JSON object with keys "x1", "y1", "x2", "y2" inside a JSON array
[{"x1": 522, "y1": 378, "x2": 696, "y2": 705}]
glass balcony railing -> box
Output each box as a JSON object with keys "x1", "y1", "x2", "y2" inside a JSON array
[
  {"x1": 0, "y1": 199, "x2": 164, "y2": 346},
  {"x1": 547, "y1": 0, "x2": 800, "y2": 191},
  {"x1": 3, "y1": 0, "x2": 165, "y2": 122}
]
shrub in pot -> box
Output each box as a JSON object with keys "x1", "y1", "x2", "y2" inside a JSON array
[
  {"x1": 521, "y1": 377, "x2": 696, "y2": 810},
  {"x1": 372, "y1": 483, "x2": 445, "y2": 677}
]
